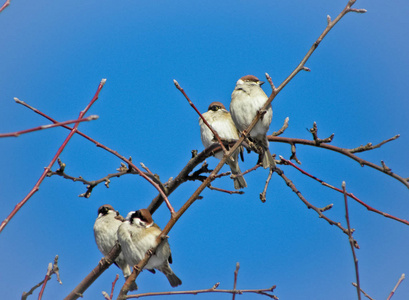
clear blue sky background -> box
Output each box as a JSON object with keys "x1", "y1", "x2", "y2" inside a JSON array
[{"x1": 1, "y1": 1, "x2": 408, "y2": 299}]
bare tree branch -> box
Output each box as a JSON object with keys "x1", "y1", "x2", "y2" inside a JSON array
[
  {"x1": 276, "y1": 167, "x2": 356, "y2": 243},
  {"x1": 125, "y1": 286, "x2": 277, "y2": 299},
  {"x1": 0, "y1": 113, "x2": 98, "y2": 138},
  {"x1": 308, "y1": 122, "x2": 334, "y2": 145},
  {"x1": 102, "y1": 274, "x2": 120, "y2": 300},
  {"x1": 351, "y1": 283, "x2": 374, "y2": 300},
  {"x1": 343, "y1": 182, "x2": 361, "y2": 300},
  {"x1": 0, "y1": 79, "x2": 106, "y2": 234},
  {"x1": 38, "y1": 263, "x2": 53, "y2": 300},
  {"x1": 124, "y1": 263, "x2": 277, "y2": 299},
  {"x1": 260, "y1": 167, "x2": 274, "y2": 203},
  {"x1": 0, "y1": 0, "x2": 10, "y2": 13},
  {"x1": 272, "y1": 117, "x2": 289, "y2": 137},
  {"x1": 269, "y1": 136, "x2": 408, "y2": 189},
  {"x1": 22, "y1": 255, "x2": 62, "y2": 300},
  {"x1": 47, "y1": 158, "x2": 146, "y2": 198},
  {"x1": 232, "y1": 263, "x2": 240, "y2": 300},
  {"x1": 348, "y1": 134, "x2": 400, "y2": 153},
  {"x1": 386, "y1": 273, "x2": 405, "y2": 300}
]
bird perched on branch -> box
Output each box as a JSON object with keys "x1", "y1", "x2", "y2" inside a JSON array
[
  {"x1": 199, "y1": 101, "x2": 247, "y2": 189},
  {"x1": 117, "y1": 209, "x2": 182, "y2": 287},
  {"x1": 230, "y1": 75, "x2": 275, "y2": 169},
  {"x1": 93, "y1": 204, "x2": 137, "y2": 290}
]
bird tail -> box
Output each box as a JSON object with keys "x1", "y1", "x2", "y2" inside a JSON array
[
  {"x1": 258, "y1": 137, "x2": 275, "y2": 169},
  {"x1": 227, "y1": 158, "x2": 247, "y2": 189},
  {"x1": 158, "y1": 263, "x2": 182, "y2": 287},
  {"x1": 262, "y1": 147, "x2": 275, "y2": 169}
]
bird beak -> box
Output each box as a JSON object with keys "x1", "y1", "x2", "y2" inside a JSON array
[{"x1": 259, "y1": 81, "x2": 265, "y2": 86}]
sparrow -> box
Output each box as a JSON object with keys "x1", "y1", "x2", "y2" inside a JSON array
[
  {"x1": 93, "y1": 204, "x2": 137, "y2": 290},
  {"x1": 199, "y1": 101, "x2": 247, "y2": 189},
  {"x1": 230, "y1": 75, "x2": 275, "y2": 169},
  {"x1": 117, "y1": 209, "x2": 182, "y2": 288}
]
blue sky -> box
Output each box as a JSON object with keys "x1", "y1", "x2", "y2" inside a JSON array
[{"x1": 1, "y1": 0, "x2": 408, "y2": 299}]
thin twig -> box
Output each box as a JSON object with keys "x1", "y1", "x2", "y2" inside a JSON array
[
  {"x1": 274, "y1": 0, "x2": 366, "y2": 94},
  {"x1": 276, "y1": 167, "x2": 355, "y2": 242},
  {"x1": 232, "y1": 263, "x2": 240, "y2": 300},
  {"x1": 0, "y1": 0, "x2": 10, "y2": 13},
  {"x1": 265, "y1": 73, "x2": 277, "y2": 95},
  {"x1": 125, "y1": 285, "x2": 277, "y2": 299},
  {"x1": 351, "y1": 283, "x2": 374, "y2": 300},
  {"x1": 343, "y1": 182, "x2": 361, "y2": 300},
  {"x1": 348, "y1": 135, "x2": 400, "y2": 153},
  {"x1": 386, "y1": 273, "x2": 405, "y2": 300},
  {"x1": 207, "y1": 185, "x2": 244, "y2": 195},
  {"x1": 272, "y1": 117, "x2": 289, "y2": 136},
  {"x1": 260, "y1": 167, "x2": 274, "y2": 203},
  {"x1": 22, "y1": 279, "x2": 45, "y2": 300},
  {"x1": 0, "y1": 79, "x2": 106, "y2": 234},
  {"x1": 269, "y1": 136, "x2": 409, "y2": 189},
  {"x1": 0, "y1": 114, "x2": 98, "y2": 138},
  {"x1": 38, "y1": 263, "x2": 53, "y2": 300},
  {"x1": 103, "y1": 275, "x2": 120, "y2": 300},
  {"x1": 22, "y1": 256, "x2": 62, "y2": 300},
  {"x1": 111, "y1": 275, "x2": 120, "y2": 300},
  {"x1": 47, "y1": 158, "x2": 133, "y2": 198},
  {"x1": 232, "y1": 164, "x2": 263, "y2": 178},
  {"x1": 290, "y1": 143, "x2": 302, "y2": 164},
  {"x1": 308, "y1": 122, "x2": 334, "y2": 145},
  {"x1": 174, "y1": 79, "x2": 227, "y2": 154}
]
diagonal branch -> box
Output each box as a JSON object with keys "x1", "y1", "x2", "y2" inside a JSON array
[
  {"x1": 276, "y1": 167, "x2": 356, "y2": 243},
  {"x1": 386, "y1": 273, "x2": 405, "y2": 300},
  {"x1": 343, "y1": 182, "x2": 361, "y2": 300},
  {"x1": 351, "y1": 283, "x2": 374, "y2": 300},
  {"x1": 0, "y1": 0, "x2": 10, "y2": 13}
]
